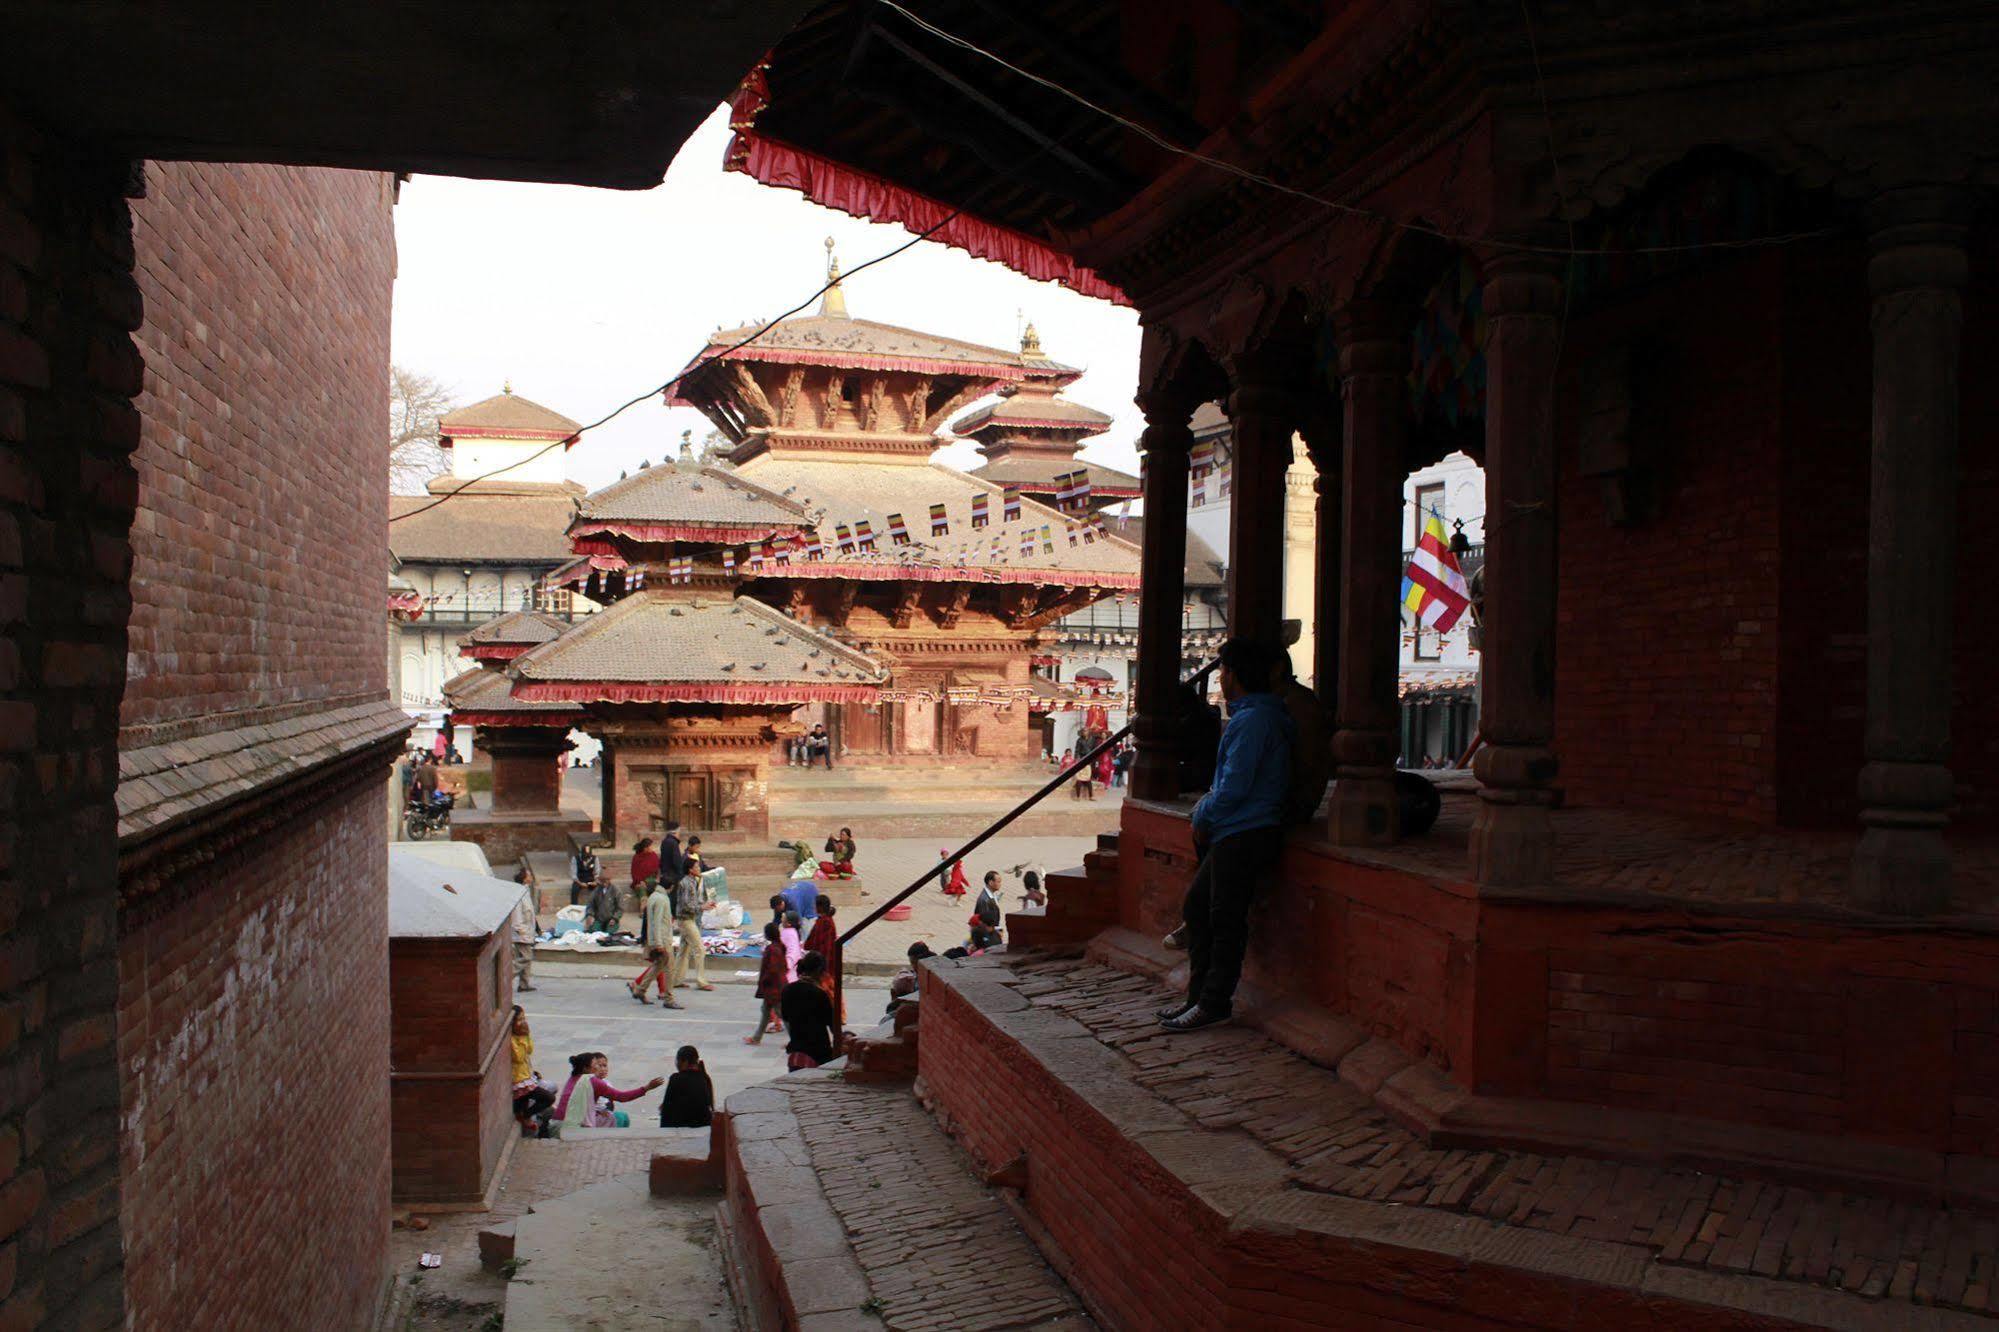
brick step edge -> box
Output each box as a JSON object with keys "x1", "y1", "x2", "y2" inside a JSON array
[{"x1": 915, "y1": 953, "x2": 1956, "y2": 1332}]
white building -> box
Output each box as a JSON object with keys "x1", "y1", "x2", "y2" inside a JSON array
[{"x1": 387, "y1": 387, "x2": 600, "y2": 760}]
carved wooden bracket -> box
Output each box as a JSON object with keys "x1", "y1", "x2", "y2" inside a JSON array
[
  {"x1": 935, "y1": 584, "x2": 972, "y2": 630},
  {"x1": 890, "y1": 586, "x2": 924, "y2": 630},
  {"x1": 826, "y1": 581, "x2": 860, "y2": 628}
]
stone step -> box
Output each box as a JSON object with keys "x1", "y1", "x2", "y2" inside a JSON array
[
  {"x1": 914, "y1": 950, "x2": 1986, "y2": 1330},
  {"x1": 717, "y1": 1074, "x2": 1093, "y2": 1332},
  {"x1": 763, "y1": 805, "x2": 1122, "y2": 841}
]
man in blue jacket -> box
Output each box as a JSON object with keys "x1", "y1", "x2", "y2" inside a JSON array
[{"x1": 1161, "y1": 638, "x2": 1294, "y2": 1033}]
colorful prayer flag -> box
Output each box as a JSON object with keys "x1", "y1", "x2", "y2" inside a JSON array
[
  {"x1": 1191, "y1": 439, "x2": 1215, "y2": 478},
  {"x1": 1066, "y1": 520, "x2": 1078, "y2": 547},
  {"x1": 1191, "y1": 474, "x2": 1207, "y2": 508},
  {"x1": 930, "y1": 503, "x2": 949, "y2": 537},
  {"x1": 1002, "y1": 485, "x2": 1021, "y2": 522},
  {"x1": 1019, "y1": 531, "x2": 1034, "y2": 556},
  {"x1": 1218, "y1": 464, "x2": 1231, "y2": 499},
  {"x1": 887, "y1": 512, "x2": 910, "y2": 546},
  {"x1": 1040, "y1": 524, "x2": 1054, "y2": 554},
  {"x1": 723, "y1": 548, "x2": 736, "y2": 574},
  {"x1": 1072, "y1": 472, "x2": 1092, "y2": 511},
  {"x1": 805, "y1": 531, "x2": 824, "y2": 560},
  {"x1": 1401, "y1": 510, "x2": 1473, "y2": 633},
  {"x1": 855, "y1": 519, "x2": 877, "y2": 552},
  {"x1": 835, "y1": 523, "x2": 854, "y2": 554},
  {"x1": 971, "y1": 492, "x2": 989, "y2": 528}
]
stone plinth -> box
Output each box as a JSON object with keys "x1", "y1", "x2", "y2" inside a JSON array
[{"x1": 449, "y1": 807, "x2": 596, "y2": 869}]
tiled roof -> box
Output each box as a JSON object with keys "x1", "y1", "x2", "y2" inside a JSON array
[
  {"x1": 509, "y1": 591, "x2": 885, "y2": 692},
  {"x1": 970, "y1": 458, "x2": 1141, "y2": 494},
  {"x1": 575, "y1": 462, "x2": 810, "y2": 529},
  {"x1": 389, "y1": 486, "x2": 580, "y2": 564},
  {"x1": 441, "y1": 665, "x2": 580, "y2": 716},
  {"x1": 1097, "y1": 514, "x2": 1226, "y2": 588},
  {"x1": 388, "y1": 848, "x2": 523, "y2": 940},
  {"x1": 953, "y1": 392, "x2": 1113, "y2": 435},
  {"x1": 734, "y1": 456, "x2": 1141, "y2": 587},
  {"x1": 684, "y1": 314, "x2": 1079, "y2": 383},
  {"x1": 459, "y1": 609, "x2": 570, "y2": 647},
  {"x1": 118, "y1": 699, "x2": 412, "y2": 844},
  {"x1": 440, "y1": 391, "x2": 581, "y2": 438}
]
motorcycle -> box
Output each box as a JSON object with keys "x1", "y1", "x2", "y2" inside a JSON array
[{"x1": 404, "y1": 789, "x2": 455, "y2": 840}]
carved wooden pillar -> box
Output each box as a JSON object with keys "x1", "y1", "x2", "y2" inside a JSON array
[
  {"x1": 1130, "y1": 402, "x2": 1194, "y2": 802},
  {"x1": 1853, "y1": 187, "x2": 1970, "y2": 915},
  {"x1": 1301, "y1": 408, "x2": 1341, "y2": 697},
  {"x1": 1327, "y1": 303, "x2": 1407, "y2": 845},
  {"x1": 1468, "y1": 254, "x2": 1563, "y2": 888},
  {"x1": 1224, "y1": 370, "x2": 1296, "y2": 649}
]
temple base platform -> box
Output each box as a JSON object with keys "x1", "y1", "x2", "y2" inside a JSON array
[{"x1": 444, "y1": 807, "x2": 594, "y2": 868}]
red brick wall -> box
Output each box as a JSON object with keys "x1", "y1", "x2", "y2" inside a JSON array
[
  {"x1": 121, "y1": 160, "x2": 394, "y2": 736},
  {"x1": 388, "y1": 936, "x2": 514, "y2": 1205},
  {"x1": 1554, "y1": 255, "x2": 1786, "y2": 822},
  {"x1": 0, "y1": 102, "x2": 146, "y2": 1330},
  {"x1": 117, "y1": 780, "x2": 389, "y2": 1329}
]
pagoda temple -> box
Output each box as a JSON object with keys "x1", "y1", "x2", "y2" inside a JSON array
[
  {"x1": 663, "y1": 245, "x2": 1140, "y2": 764},
  {"x1": 957, "y1": 324, "x2": 1139, "y2": 512}
]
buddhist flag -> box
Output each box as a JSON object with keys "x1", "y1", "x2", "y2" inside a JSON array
[
  {"x1": 1218, "y1": 464, "x2": 1231, "y2": 499},
  {"x1": 1191, "y1": 439, "x2": 1215, "y2": 478},
  {"x1": 835, "y1": 522, "x2": 854, "y2": 554},
  {"x1": 1019, "y1": 531, "x2": 1034, "y2": 556},
  {"x1": 930, "y1": 503, "x2": 949, "y2": 537},
  {"x1": 773, "y1": 537, "x2": 791, "y2": 565},
  {"x1": 856, "y1": 519, "x2": 877, "y2": 552},
  {"x1": 1066, "y1": 470, "x2": 1092, "y2": 512},
  {"x1": 1191, "y1": 474, "x2": 1207, "y2": 508},
  {"x1": 1040, "y1": 524, "x2": 1054, "y2": 554},
  {"x1": 971, "y1": 492, "x2": 990, "y2": 528},
  {"x1": 1066, "y1": 520, "x2": 1078, "y2": 547},
  {"x1": 887, "y1": 512, "x2": 910, "y2": 546},
  {"x1": 1401, "y1": 511, "x2": 1472, "y2": 633},
  {"x1": 723, "y1": 548, "x2": 737, "y2": 574},
  {"x1": 1002, "y1": 485, "x2": 1021, "y2": 522},
  {"x1": 805, "y1": 531, "x2": 824, "y2": 560}
]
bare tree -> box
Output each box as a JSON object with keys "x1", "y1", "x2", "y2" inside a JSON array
[{"x1": 390, "y1": 366, "x2": 453, "y2": 493}]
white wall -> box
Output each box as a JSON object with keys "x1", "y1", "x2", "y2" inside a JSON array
[
  {"x1": 447, "y1": 435, "x2": 570, "y2": 486},
  {"x1": 1401, "y1": 451, "x2": 1484, "y2": 678}
]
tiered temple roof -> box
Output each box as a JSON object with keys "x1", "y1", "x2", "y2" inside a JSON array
[
  {"x1": 440, "y1": 664, "x2": 581, "y2": 726},
  {"x1": 457, "y1": 609, "x2": 571, "y2": 663},
  {"x1": 569, "y1": 461, "x2": 815, "y2": 550},
  {"x1": 506, "y1": 591, "x2": 884, "y2": 705},
  {"x1": 388, "y1": 480, "x2": 583, "y2": 564},
  {"x1": 439, "y1": 390, "x2": 581, "y2": 445}
]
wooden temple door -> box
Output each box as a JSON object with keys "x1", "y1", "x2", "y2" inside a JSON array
[{"x1": 668, "y1": 772, "x2": 711, "y2": 830}]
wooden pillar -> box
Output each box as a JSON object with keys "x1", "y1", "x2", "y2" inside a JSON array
[
  {"x1": 1468, "y1": 254, "x2": 1563, "y2": 888},
  {"x1": 1852, "y1": 187, "x2": 1970, "y2": 915},
  {"x1": 1225, "y1": 372, "x2": 1295, "y2": 649},
  {"x1": 1301, "y1": 411, "x2": 1342, "y2": 697},
  {"x1": 1130, "y1": 402, "x2": 1194, "y2": 802},
  {"x1": 1328, "y1": 303, "x2": 1407, "y2": 845}
]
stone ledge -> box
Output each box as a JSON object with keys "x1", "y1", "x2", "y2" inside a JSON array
[{"x1": 920, "y1": 953, "x2": 1999, "y2": 1330}]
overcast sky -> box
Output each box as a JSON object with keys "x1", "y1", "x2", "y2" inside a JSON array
[{"x1": 389, "y1": 104, "x2": 1143, "y2": 494}]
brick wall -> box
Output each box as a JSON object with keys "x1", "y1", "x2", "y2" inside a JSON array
[
  {"x1": 121, "y1": 160, "x2": 394, "y2": 736},
  {"x1": 117, "y1": 780, "x2": 389, "y2": 1328},
  {"x1": 388, "y1": 936, "x2": 514, "y2": 1206},
  {"x1": 0, "y1": 101, "x2": 145, "y2": 1331},
  {"x1": 1554, "y1": 255, "x2": 1786, "y2": 822}
]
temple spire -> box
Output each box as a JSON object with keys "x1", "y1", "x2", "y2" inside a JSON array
[
  {"x1": 1020, "y1": 320, "x2": 1043, "y2": 358},
  {"x1": 820, "y1": 236, "x2": 849, "y2": 319}
]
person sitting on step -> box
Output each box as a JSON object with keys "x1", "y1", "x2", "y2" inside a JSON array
[
  {"x1": 554, "y1": 1052, "x2": 660, "y2": 1130},
  {"x1": 659, "y1": 1045, "x2": 713, "y2": 1128}
]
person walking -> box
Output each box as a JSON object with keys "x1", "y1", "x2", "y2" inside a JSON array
[
  {"x1": 670, "y1": 870, "x2": 714, "y2": 994},
  {"x1": 1160, "y1": 638, "x2": 1293, "y2": 1034},
  {"x1": 743, "y1": 923, "x2": 788, "y2": 1045},
  {"x1": 628, "y1": 878, "x2": 681, "y2": 1009},
  {"x1": 940, "y1": 850, "x2": 968, "y2": 898},
  {"x1": 631, "y1": 836, "x2": 661, "y2": 949},
  {"x1": 509, "y1": 872, "x2": 538, "y2": 993}
]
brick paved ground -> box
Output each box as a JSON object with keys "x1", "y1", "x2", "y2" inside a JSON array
[
  {"x1": 1009, "y1": 956, "x2": 1999, "y2": 1317},
  {"x1": 769, "y1": 1076, "x2": 1091, "y2": 1332},
  {"x1": 1314, "y1": 791, "x2": 1999, "y2": 915}
]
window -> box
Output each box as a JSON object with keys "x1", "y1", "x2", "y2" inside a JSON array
[{"x1": 1411, "y1": 484, "x2": 1445, "y2": 660}]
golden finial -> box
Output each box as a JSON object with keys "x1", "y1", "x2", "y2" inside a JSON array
[
  {"x1": 819, "y1": 236, "x2": 850, "y2": 319},
  {"x1": 503, "y1": 378, "x2": 513, "y2": 395},
  {"x1": 1021, "y1": 321, "x2": 1043, "y2": 357}
]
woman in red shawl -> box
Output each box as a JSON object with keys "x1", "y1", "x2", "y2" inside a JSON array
[
  {"x1": 940, "y1": 850, "x2": 968, "y2": 898},
  {"x1": 803, "y1": 896, "x2": 846, "y2": 1022},
  {"x1": 742, "y1": 922, "x2": 788, "y2": 1045},
  {"x1": 1093, "y1": 745, "x2": 1115, "y2": 789}
]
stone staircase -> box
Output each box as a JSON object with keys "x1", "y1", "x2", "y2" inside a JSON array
[{"x1": 1006, "y1": 832, "x2": 1121, "y2": 951}]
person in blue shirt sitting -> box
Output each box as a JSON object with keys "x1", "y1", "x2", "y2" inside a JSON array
[{"x1": 1160, "y1": 637, "x2": 1294, "y2": 1034}]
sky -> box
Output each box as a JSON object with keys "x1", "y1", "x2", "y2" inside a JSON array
[{"x1": 389, "y1": 104, "x2": 1143, "y2": 494}]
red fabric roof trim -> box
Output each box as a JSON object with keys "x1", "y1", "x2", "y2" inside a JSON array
[
  {"x1": 762, "y1": 561, "x2": 1139, "y2": 591},
  {"x1": 441, "y1": 426, "x2": 578, "y2": 446},
  {"x1": 511, "y1": 681, "x2": 881, "y2": 705},
  {"x1": 724, "y1": 74, "x2": 1128, "y2": 307},
  {"x1": 572, "y1": 521, "x2": 801, "y2": 546},
  {"x1": 690, "y1": 345, "x2": 1053, "y2": 380},
  {"x1": 461, "y1": 644, "x2": 530, "y2": 662},
  {"x1": 449, "y1": 711, "x2": 575, "y2": 727}
]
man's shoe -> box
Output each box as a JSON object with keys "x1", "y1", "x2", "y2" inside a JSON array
[
  {"x1": 518, "y1": 984, "x2": 537, "y2": 992},
  {"x1": 1161, "y1": 1005, "x2": 1230, "y2": 1033},
  {"x1": 627, "y1": 985, "x2": 651, "y2": 1005},
  {"x1": 1162, "y1": 925, "x2": 1188, "y2": 951},
  {"x1": 1156, "y1": 1001, "x2": 1195, "y2": 1023},
  {"x1": 660, "y1": 998, "x2": 684, "y2": 1011}
]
